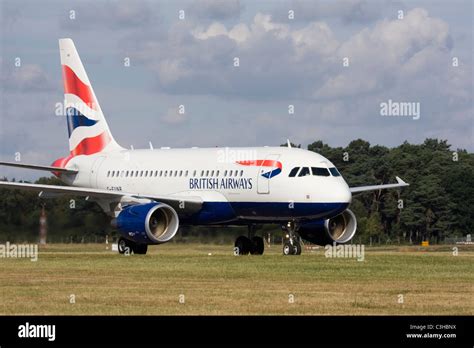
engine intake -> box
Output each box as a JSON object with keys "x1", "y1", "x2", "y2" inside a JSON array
[
  {"x1": 299, "y1": 209, "x2": 357, "y2": 246},
  {"x1": 112, "y1": 203, "x2": 179, "y2": 244}
]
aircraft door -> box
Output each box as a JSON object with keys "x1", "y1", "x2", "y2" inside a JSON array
[{"x1": 257, "y1": 154, "x2": 280, "y2": 194}]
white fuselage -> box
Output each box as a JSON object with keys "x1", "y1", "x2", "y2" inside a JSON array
[{"x1": 62, "y1": 146, "x2": 352, "y2": 224}]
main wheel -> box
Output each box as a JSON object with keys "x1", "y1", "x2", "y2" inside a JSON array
[
  {"x1": 118, "y1": 238, "x2": 132, "y2": 254},
  {"x1": 293, "y1": 242, "x2": 302, "y2": 255},
  {"x1": 283, "y1": 242, "x2": 293, "y2": 255},
  {"x1": 251, "y1": 236, "x2": 264, "y2": 255},
  {"x1": 235, "y1": 236, "x2": 253, "y2": 255},
  {"x1": 133, "y1": 244, "x2": 148, "y2": 255}
]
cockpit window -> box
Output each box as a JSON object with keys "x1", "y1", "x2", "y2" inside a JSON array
[
  {"x1": 311, "y1": 167, "x2": 330, "y2": 176},
  {"x1": 329, "y1": 167, "x2": 341, "y2": 177},
  {"x1": 298, "y1": 167, "x2": 311, "y2": 177},
  {"x1": 289, "y1": 167, "x2": 300, "y2": 177}
]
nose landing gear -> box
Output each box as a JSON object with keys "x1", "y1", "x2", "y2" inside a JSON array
[{"x1": 282, "y1": 221, "x2": 302, "y2": 255}]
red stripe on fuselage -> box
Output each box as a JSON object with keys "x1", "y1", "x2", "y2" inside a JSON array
[
  {"x1": 62, "y1": 65, "x2": 97, "y2": 110},
  {"x1": 236, "y1": 160, "x2": 282, "y2": 169}
]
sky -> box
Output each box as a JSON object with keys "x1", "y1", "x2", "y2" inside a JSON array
[{"x1": 0, "y1": 0, "x2": 472, "y2": 180}]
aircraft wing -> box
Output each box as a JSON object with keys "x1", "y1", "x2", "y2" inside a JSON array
[
  {"x1": 0, "y1": 161, "x2": 78, "y2": 174},
  {"x1": 350, "y1": 176, "x2": 409, "y2": 194},
  {"x1": 0, "y1": 181, "x2": 203, "y2": 213}
]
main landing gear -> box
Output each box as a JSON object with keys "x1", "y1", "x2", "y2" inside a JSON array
[
  {"x1": 234, "y1": 222, "x2": 303, "y2": 256},
  {"x1": 282, "y1": 221, "x2": 302, "y2": 256},
  {"x1": 118, "y1": 238, "x2": 148, "y2": 255},
  {"x1": 234, "y1": 225, "x2": 264, "y2": 255}
]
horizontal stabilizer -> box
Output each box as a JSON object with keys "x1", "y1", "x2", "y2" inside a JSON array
[{"x1": 0, "y1": 161, "x2": 78, "y2": 174}]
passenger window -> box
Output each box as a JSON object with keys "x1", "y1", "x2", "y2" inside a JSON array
[
  {"x1": 240, "y1": 170, "x2": 243, "y2": 177},
  {"x1": 164, "y1": 171, "x2": 167, "y2": 177},
  {"x1": 224, "y1": 170, "x2": 227, "y2": 177},
  {"x1": 185, "y1": 170, "x2": 188, "y2": 177},
  {"x1": 211, "y1": 170, "x2": 214, "y2": 176},
  {"x1": 179, "y1": 170, "x2": 183, "y2": 177},
  {"x1": 201, "y1": 170, "x2": 204, "y2": 177},
  {"x1": 193, "y1": 170, "x2": 196, "y2": 176},
  {"x1": 298, "y1": 167, "x2": 310, "y2": 177},
  {"x1": 329, "y1": 167, "x2": 341, "y2": 177},
  {"x1": 216, "y1": 170, "x2": 220, "y2": 176},
  {"x1": 311, "y1": 167, "x2": 330, "y2": 177},
  {"x1": 125, "y1": 171, "x2": 129, "y2": 177},
  {"x1": 289, "y1": 167, "x2": 300, "y2": 177}
]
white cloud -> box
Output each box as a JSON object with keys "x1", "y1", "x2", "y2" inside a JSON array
[
  {"x1": 138, "y1": 7, "x2": 467, "y2": 109},
  {"x1": 193, "y1": 22, "x2": 251, "y2": 43}
]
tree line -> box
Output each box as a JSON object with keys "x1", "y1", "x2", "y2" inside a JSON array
[{"x1": 0, "y1": 138, "x2": 472, "y2": 244}]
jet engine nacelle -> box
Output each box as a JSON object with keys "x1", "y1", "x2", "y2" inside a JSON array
[
  {"x1": 299, "y1": 209, "x2": 357, "y2": 246},
  {"x1": 111, "y1": 203, "x2": 179, "y2": 244}
]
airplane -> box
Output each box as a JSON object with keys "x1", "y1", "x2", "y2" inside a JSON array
[{"x1": 0, "y1": 38, "x2": 409, "y2": 256}]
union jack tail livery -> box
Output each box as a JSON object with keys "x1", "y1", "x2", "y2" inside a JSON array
[{"x1": 59, "y1": 38, "x2": 123, "y2": 157}]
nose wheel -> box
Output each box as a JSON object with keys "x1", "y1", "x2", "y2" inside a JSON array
[{"x1": 282, "y1": 221, "x2": 302, "y2": 255}]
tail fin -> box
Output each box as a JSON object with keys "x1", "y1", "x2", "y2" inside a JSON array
[{"x1": 59, "y1": 38, "x2": 123, "y2": 156}]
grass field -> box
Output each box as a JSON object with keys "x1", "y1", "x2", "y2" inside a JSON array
[{"x1": 0, "y1": 243, "x2": 473, "y2": 315}]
